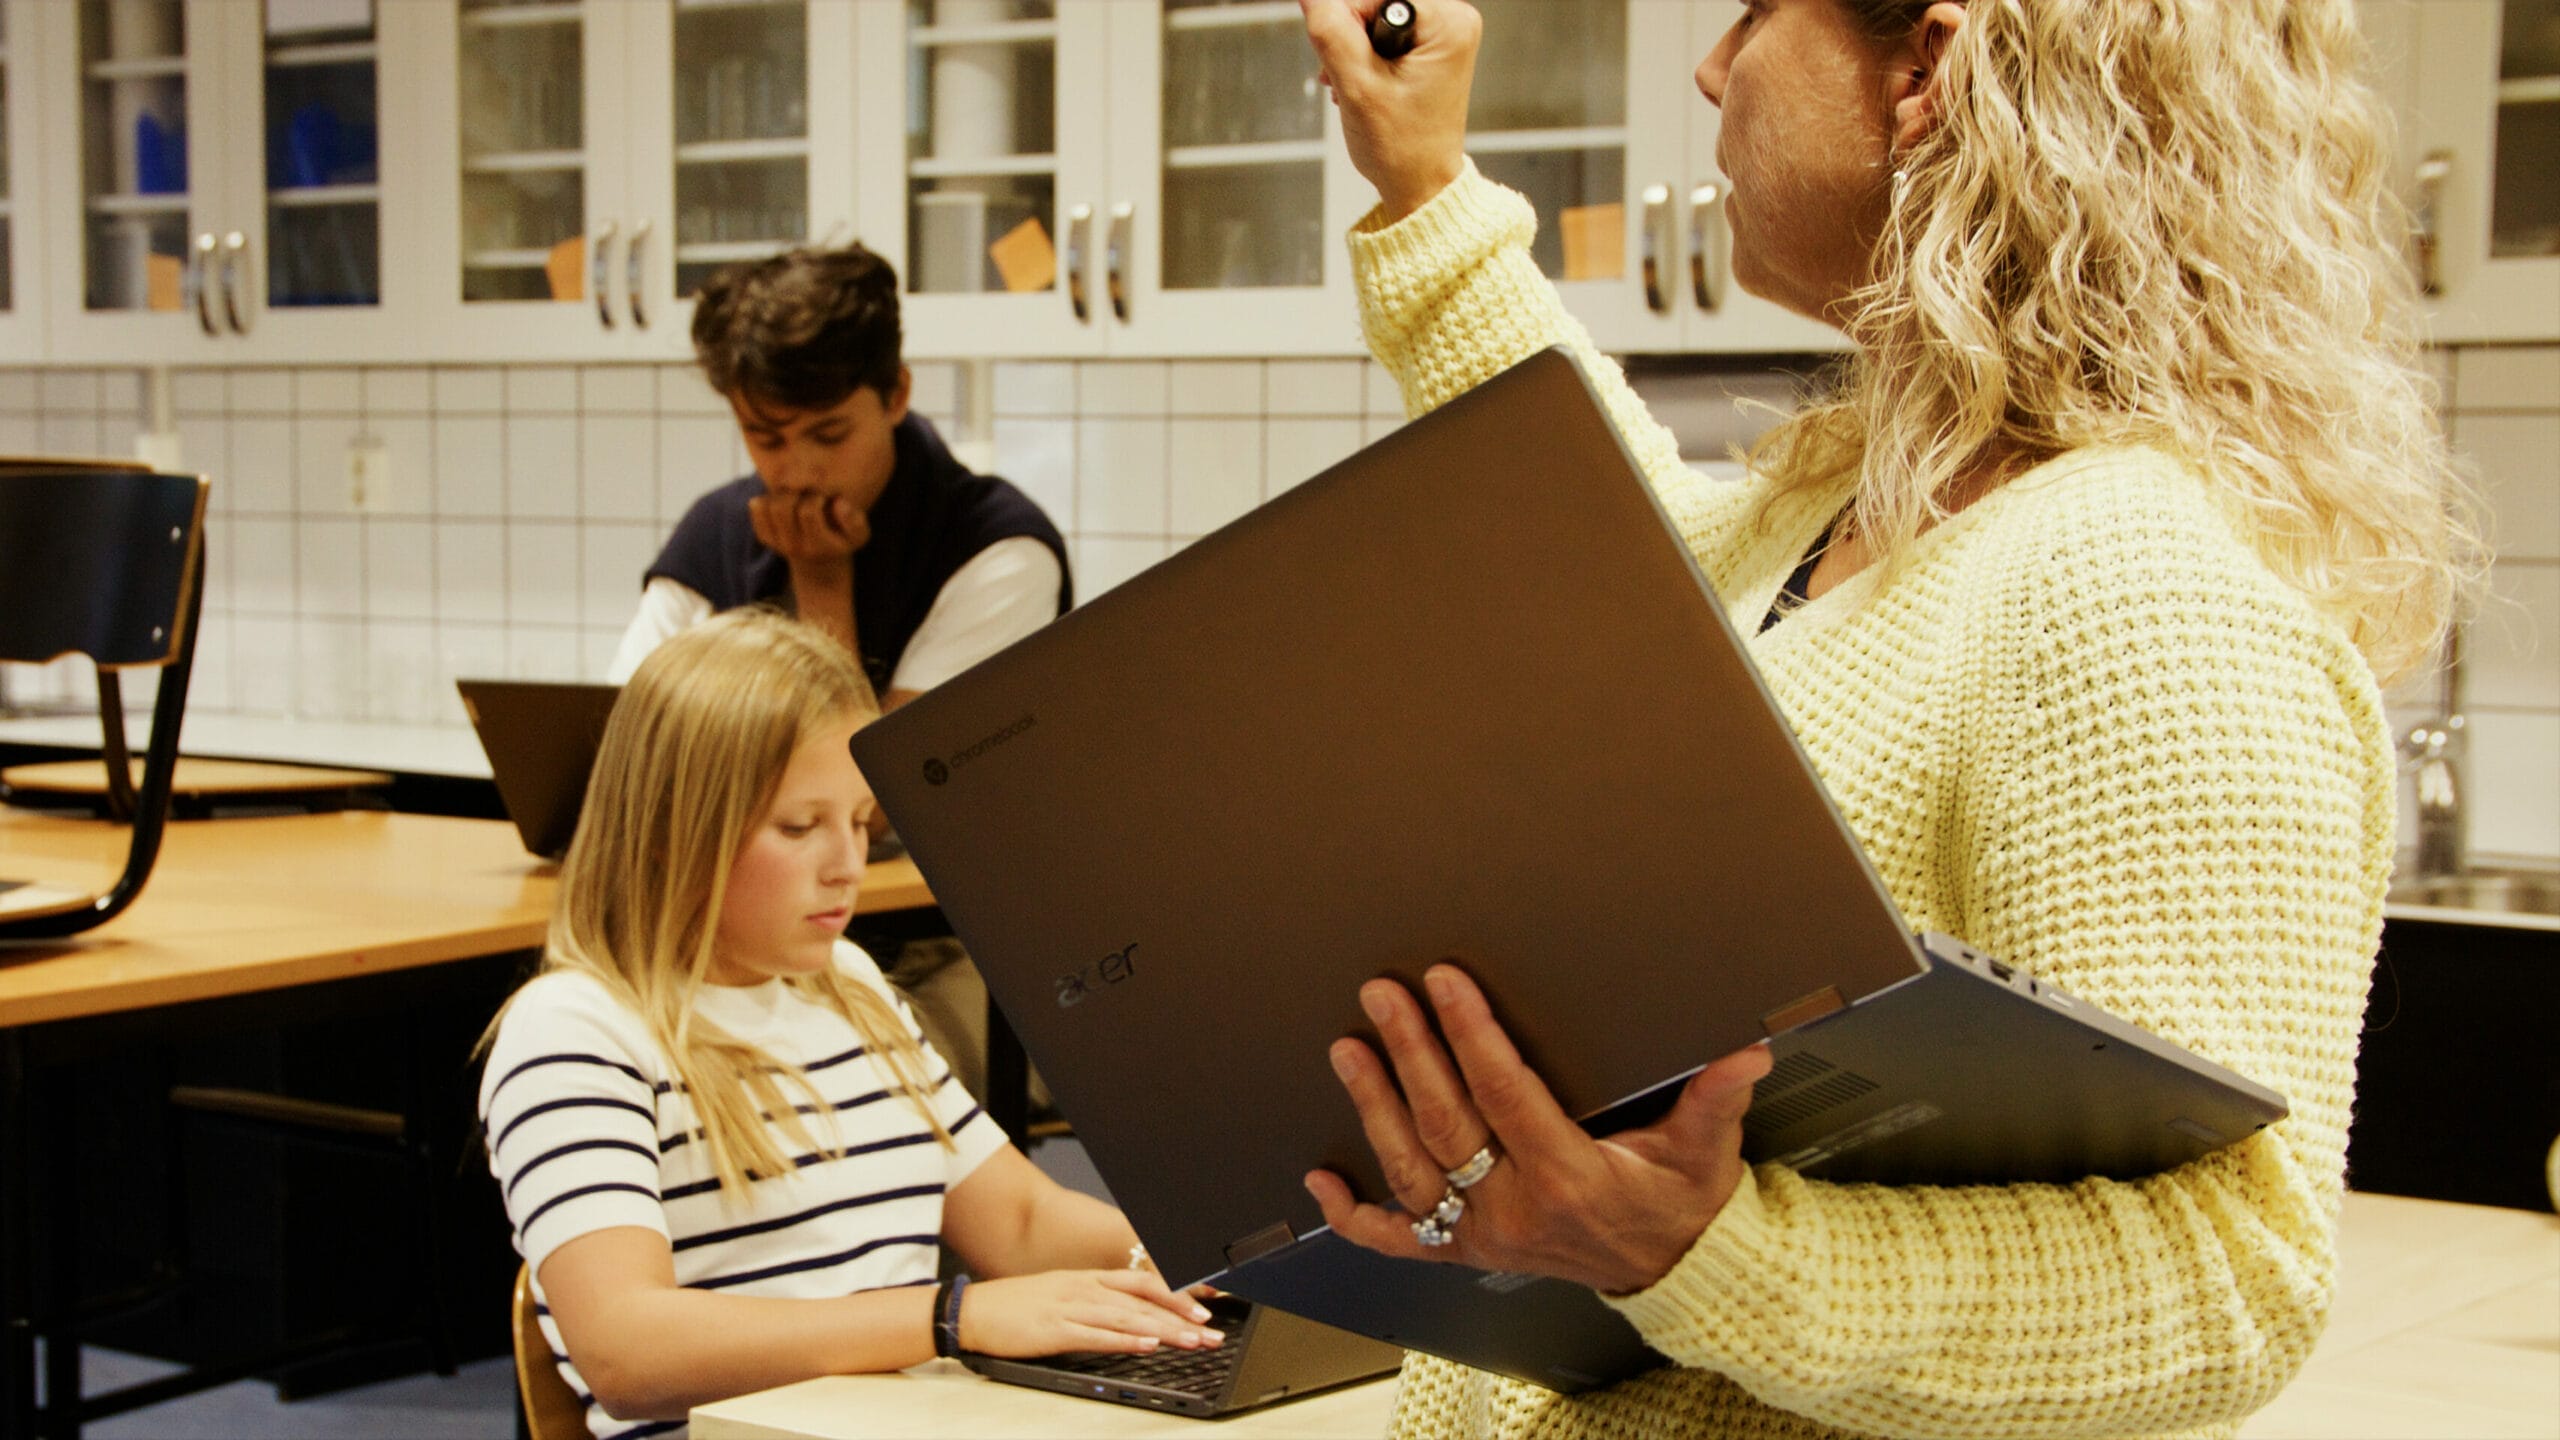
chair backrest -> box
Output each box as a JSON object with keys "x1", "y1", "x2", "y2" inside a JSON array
[
  {"x1": 0, "y1": 465, "x2": 208, "y2": 939},
  {"x1": 511, "y1": 1265, "x2": 589, "y2": 1440},
  {"x1": 0, "y1": 464, "x2": 204, "y2": 669}
]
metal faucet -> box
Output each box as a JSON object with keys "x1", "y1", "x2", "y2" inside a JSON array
[{"x1": 2399, "y1": 631, "x2": 2466, "y2": 880}]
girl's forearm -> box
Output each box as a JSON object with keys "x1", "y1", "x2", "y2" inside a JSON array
[
  {"x1": 1011, "y1": 1185, "x2": 1148, "y2": 1276},
  {"x1": 574, "y1": 1283, "x2": 937, "y2": 1421}
]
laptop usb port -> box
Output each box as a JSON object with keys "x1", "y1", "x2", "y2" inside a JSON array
[{"x1": 1987, "y1": 958, "x2": 2014, "y2": 983}]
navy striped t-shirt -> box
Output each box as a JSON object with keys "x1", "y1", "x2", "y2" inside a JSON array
[{"x1": 479, "y1": 940, "x2": 1001, "y2": 1440}]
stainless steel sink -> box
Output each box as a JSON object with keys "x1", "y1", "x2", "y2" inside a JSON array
[{"x1": 2386, "y1": 865, "x2": 2560, "y2": 919}]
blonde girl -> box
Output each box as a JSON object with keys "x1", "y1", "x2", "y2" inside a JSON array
[
  {"x1": 480, "y1": 610, "x2": 1215, "y2": 1439},
  {"x1": 1290, "y1": 2, "x2": 2479, "y2": 1438}
]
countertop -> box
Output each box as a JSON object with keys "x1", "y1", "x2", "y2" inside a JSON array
[{"x1": 0, "y1": 713, "x2": 489, "y2": 779}]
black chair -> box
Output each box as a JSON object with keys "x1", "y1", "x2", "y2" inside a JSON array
[{"x1": 0, "y1": 462, "x2": 207, "y2": 940}]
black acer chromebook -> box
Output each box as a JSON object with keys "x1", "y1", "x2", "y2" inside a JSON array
[{"x1": 852, "y1": 347, "x2": 2288, "y2": 1396}]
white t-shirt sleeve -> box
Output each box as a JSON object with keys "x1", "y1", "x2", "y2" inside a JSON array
[
  {"x1": 606, "y1": 577, "x2": 714, "y2": 684},
  {"x1": 886, "y1": 537, "x2": 1064, "y2": 694},
  {"x1": 479, "y1": 974, "x2": 672, "y2": 1279}
]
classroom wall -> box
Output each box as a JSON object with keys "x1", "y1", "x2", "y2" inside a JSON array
[{"x1": 2, "y1": 344, "x2": 2554, "y2": 864}]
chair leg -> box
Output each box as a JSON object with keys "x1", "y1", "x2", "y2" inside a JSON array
[
  {"x1": 37, "y1": 1083, "x2": 80, "y2": 1440},
  {"x1": 4, "y1": 1035, "x2": 39, "y2": 1440}
]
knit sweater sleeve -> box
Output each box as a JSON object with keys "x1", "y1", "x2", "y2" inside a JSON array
[
  {"x1": 1346, "y1": 163, "x2": 1758, "y2": 578},
  {"x1": 1602, "y1": 463, "x2": 2395, "y2": 1437}
]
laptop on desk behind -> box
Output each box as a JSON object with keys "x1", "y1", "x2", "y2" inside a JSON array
[
  {"x1": 851, "y1": 347, "x2": 2288, "y2": 1395},
  {"x1": 456, "y1": 679, "x2": 619, "y2": 861}
]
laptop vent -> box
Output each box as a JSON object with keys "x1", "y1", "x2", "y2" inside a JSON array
[
  {"x1": 1760, "y1": 1051, "x2": 1838, "y2": 1093},
  {"x1": 1748, "y1": 1067, "x2": 1880, "y2": 1135}
]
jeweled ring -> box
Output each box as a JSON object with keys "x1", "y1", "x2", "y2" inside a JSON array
[
  {"x1": 1410, "y1": 1188, "x2": 1466, "y2": 1247},
  {"x1": 1445, "y1": 1144, "x2": 1498, "y2": 1190}
]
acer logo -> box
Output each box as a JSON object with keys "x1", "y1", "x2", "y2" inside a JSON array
[{"x1": 1055, "y1": 944, "x2": 1138, "y2": 1008}]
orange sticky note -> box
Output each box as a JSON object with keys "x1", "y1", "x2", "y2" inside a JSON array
[
  {"x1": 546, "y1": 236, "x2": 585, "y2": 302},
  {"x1": 1559, "y1": 203, "x2": 1626, "y2": 282},
  {"x1": 145, "y1": 253, "x2": 187, "y2": 312},
  {"x1": 989, "y1": 216, "x2": 1057, "y2": 294}
]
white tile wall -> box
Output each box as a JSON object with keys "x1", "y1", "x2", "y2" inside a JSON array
[
  {"x1": 7, "y1": 340, "x2": 2545, "y2": 881},
  {"x1": 2436, "y1": 346, "x2": 2560, "y2": 865}
]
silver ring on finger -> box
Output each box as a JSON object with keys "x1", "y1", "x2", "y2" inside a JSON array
[
  {"x1": 1410, "y1": 1186, "x2": 1466, "y2": 1247},
  {"x1": 1444, "y1": 1144, "x2": 1498, "y2": 1190}
]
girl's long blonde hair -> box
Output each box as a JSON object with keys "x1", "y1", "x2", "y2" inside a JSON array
[
  {"x1": 517, "y1": 609, "x2": 947, "y2": 1200},
  {"x1": 1765, "y1": 0, "x2": 2481, "y2": 684}
]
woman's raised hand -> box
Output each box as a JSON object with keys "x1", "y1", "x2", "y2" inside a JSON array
[
  {"x1": 1298, "y1": 0, "x2": 1482, "y2": 220},
  {"x1": 1305, "y1": 964, "x2": 1773, "y2": 1297},
  {"x1": 957, "y1": 1269, "x2": 1224, "y2": 1359}
]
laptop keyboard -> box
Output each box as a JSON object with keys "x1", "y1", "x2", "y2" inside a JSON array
[{"x1": 1034, "y1": 1298, "x2": 1253, "y2": 1398}]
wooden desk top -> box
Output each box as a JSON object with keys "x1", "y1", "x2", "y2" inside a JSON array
[
  {"x1": 1, "y1": 810, "x2": 935, "y2": 1029},
  {"x1": 3, "y1": 758, "x2": 394, "y2": 798},
  {"x1": 690, "y1": 1192, "x2": 2559, "y2": 1440}
]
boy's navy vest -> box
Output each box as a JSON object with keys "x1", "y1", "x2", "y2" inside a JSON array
[{"x1": 646, "y1": 413, "x2": 1072, "y2": 697}]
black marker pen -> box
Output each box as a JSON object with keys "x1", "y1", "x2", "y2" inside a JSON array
[{"x1": 1368, "y1": 0, "x2": 1418, "y2": 59}]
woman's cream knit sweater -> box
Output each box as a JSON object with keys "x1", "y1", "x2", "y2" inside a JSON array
[{"x1": 1352, "y1": 165, "x2": 2393, "y2": 1440}]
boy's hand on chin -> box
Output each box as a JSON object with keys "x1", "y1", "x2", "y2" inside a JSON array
[{"x1": 751, "y1": 487, "x2": 870, "y2": 565}]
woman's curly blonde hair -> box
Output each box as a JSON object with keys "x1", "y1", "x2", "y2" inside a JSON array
[{"x1": 1761, "y1": 0, "x2": 2482, "y2": 684}]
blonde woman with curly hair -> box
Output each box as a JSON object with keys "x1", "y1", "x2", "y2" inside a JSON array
[
  {"x1": 1292, "y1": 1, "x2": 2480, "y2": 1437},
  {"x1": 480, "y1": 611, "x2": 1217, "y2": 1439}
]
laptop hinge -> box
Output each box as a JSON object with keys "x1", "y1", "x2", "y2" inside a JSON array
[
  {"x1": 1224, "y1": 1222, "x2": 1297, "y2": 1268},
  {"x1": 1762, "y1": 986, "x2": 1846, "y2": 1036}
]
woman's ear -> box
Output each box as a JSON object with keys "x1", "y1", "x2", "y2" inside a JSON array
[{"x1": 1888, "y1": 2, "x2": 1970, "y2": 154}]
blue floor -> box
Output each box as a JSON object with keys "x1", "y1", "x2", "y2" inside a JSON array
[
  {"x1": 76, "y1": 1350, "x2": 518, "y2": 1440},
  {"x1": 49, "y1": 1137, "x2": 1112, "y2": 1437}
]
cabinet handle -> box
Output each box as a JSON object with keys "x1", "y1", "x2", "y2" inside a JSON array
[
  {"x1": 1067, "y1": 204, "x2": 1093, "y2": 323},
  {"x1": 1107, "y1": 202, "x2": 1133, "y2": 323},
  {"x1": 1640, "y1": 184, "x2": 1672, "y2": 315},
  {"x1": 593, "y1": 220, "x2": 620, "y2": 329},
  {"x1": 219, "y1": 231, "x2": 252, "y2": 336},
  {"x1": 2413, "y1": 149, "x2": 2452, "y2": 299},
  {"x1": 627, "y1": 219, "x2": 652, "y2": 330},
  {"x1": 192, "y1": 232, "x2": 221, "y2": 337},
  {"x1": 1688, "y1": 183, "x2": 1726, "y2": 314}
]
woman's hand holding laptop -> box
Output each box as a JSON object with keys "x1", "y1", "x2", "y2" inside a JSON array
[{"x1": 1304, "y1": 962, "x2": 1774, "y2": 1296}]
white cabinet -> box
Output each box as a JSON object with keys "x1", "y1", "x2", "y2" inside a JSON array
[
  {"x1": 1447, "y1": 1, "x2": 1838, "y2": 355},
  {"x1": 2367, "y1": 0, "x2": 2560, "y2": 343},
  {"x1": 4, "y1": 0, "x2": 1849, "y2": 366},
  {"x1": 0, "y1": 0, "x2": 43, "y2": 358},
  {"x1": 860, "y1": 1, "x2": 1373, "y2": 361},
  {"x1": 407, "y1": 0, "x2": 855, "y2": 364},
  {"x1": 31, "y1": 0, "x2": 417, "y2": 365},
  {"x1": 869, "y1": 0, "x2": 1840, "y2": 361}
]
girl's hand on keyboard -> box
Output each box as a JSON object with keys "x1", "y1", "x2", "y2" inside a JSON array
[{"x1": 959, "y1": 1270, "x2": 1227, "y2": 1358}]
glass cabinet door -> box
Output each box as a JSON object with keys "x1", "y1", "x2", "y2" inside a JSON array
[
  {"x1": 456, "y1": 0, "x2": 589, "y2": 306},
  {"x1": 668, "y1": 0, "x2": 811, "y2": 298},
  {"x1": 886, "y1": 0, "x2": 1106, "y2": 357},
  {"x1": 1096, "y1": 0, "x2": 1360, "y2": 355},
  {"x1": 1464, "y1": 0, "x2": 1697, "y2": 351},
  {"x1": 2494, "y1": 0, "x2": 2559, "y2": 260},
  {"x1": 905, "y1": 0, "x2": 1056, "y2": 297},
  {"x1": 75, "y1": 0, "x2": 195, "y2": 315},
  {"x1": 1156, "y1": 0, "x2": 1325, "y2": 293},
  {"x1": 257, "y1": 0, "x2": 381, "y2": 309},
  {"x1": 1467, "y1": 1, "x2": 1628, "y2": 286}
]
